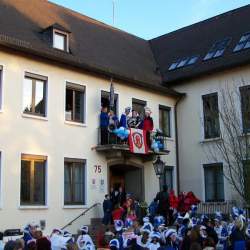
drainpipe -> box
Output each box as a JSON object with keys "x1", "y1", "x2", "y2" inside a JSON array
[{"x1": 174, "y1": 94, "x2": 185, "y2": 195}]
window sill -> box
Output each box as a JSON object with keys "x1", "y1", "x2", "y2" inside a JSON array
[
  {"x1": 64, "y1": 121, "x2": 87, "y2": 127},
  {"x1": 22, "y1": 114, "x2": 48, "y2": 121},
  {"x1": 19, "y1": 205, "x2": 48, "y2": 210},
  {"x1": 63, "y1": 205, "x2": 88, "y2": 209},
  {"x1": 166, "y1": 137, "x2": 174, "y2": 142},
  {"x1": 200, "y1": 137, "x2": 221, "y2": 143}
]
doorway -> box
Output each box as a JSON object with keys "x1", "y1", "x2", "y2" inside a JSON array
[{"x1": 109, "y1": 165, "x2": 144, "y2": 201}]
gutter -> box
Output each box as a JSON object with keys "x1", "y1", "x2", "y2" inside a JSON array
[{"x1": 174, "y1": 93, "x2": 185, "y2": 194}]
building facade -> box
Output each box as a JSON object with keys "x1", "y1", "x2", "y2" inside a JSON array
[{"x1": 0, "y1": 0, "x2": 250, "y2": 234}]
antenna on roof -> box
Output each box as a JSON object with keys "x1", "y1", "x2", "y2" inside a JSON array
[{"x1": 112, "y1": 0, "x2": 115, "y2": 26}]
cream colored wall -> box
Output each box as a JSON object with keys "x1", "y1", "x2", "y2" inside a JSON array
[
  {"x1": 174, "y1": 65, "x2": 250, "y2": 203},
  {"x1": 0, "y1": 51, "x2": 177, "y2": 234}
]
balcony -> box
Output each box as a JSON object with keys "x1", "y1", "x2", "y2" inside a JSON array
[{"x1": 95, "y1": 129, "x2": 170, "y2": 161}]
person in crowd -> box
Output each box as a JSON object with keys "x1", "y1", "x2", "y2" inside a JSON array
[
  {"x1": 148, "y1": 231, "x2": 161, "y2": 250},
  {"x1": 117, "y1": 187, "x2": 126, "y2": 207},
  {"x1": 202, "y1": 218, "x2": 218, "y2": 246},
  {"x1": 136, "y1": 227, "x2": 151, "y2": 250},
  {"x1": 149, "y1": 199, "x2": 158, "y2": 222},
  {"x1": 109, "y1": 239, "x2": 120, "y2": 250},
  {"x1": 35, "y1": 228, "x2": 51, "y2": 250},
  {"x1": 4, "y1": 241, "x2": 23, "y2": 250},
  {"x1": 103, "y1": 194, "x2": 113, "y2": 226},
  {"x1": 119, "y1": 107, "x2": 131, "y2": 128},
  {"x1": 202, "y1": 237, "x2": 216, "y2": 250},
  {"x1": 133, "y1": 221, "x2": 141, "y2": 236},
  {"x1": 113, "y1": 204, "x2": 125, "y2": 224},
  {"x1": 164, "y1": 229, "x2": 179, "y2": 250},
  {"x1": 127, "y1": 110, "x2": 142, "y2": 129},
  {"x1": 181, "y1": 226, "x2": 202, "y2": 250},
  {"x1": 153, "y1": 214, "x2": 165, "y2": 230},
  {"x1": 229, "y1": 217, "x2": 246, "y2": 250},
  {"x1": 76, "y1": 226, "x2": 95, "y2": 250},
  {"x1": 100, "y1": 106, "x2": 110, "y2": 145},
  {"x1": 142, "y1": 107, "x2": 154, "y2": 148},
  {"x1": 0, "y1": 232, "x2": 4, "y2": 250},
  {"x1": 155, "y1": 185, "x2": 170, "y2": 225},
  {"x1": 142, "y1": 217, "x2": 154, "y2": 233},
  {"x1": 23, "y1": 222, "x2": 39, "y2": 250}
]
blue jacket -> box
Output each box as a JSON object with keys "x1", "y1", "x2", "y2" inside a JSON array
[
  {"x1": 103, "y1": 199, "x2": 113, "y2": 213},
  {"x1": 100, "y1": 111, "x2": 109, "y2": 128},
  {"x1": 119, "y1": 114, "x2": 127, "y2": 128}
]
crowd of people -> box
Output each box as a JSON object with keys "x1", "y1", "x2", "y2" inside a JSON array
[
  {"x1": 1, "y1": 185, "x2": 250, "y2": 250},
  {"x1": 100, "y1": 106, "x2": 154, "y2": 146}
]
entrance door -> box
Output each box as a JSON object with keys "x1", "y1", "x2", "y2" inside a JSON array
[
  {"x1": 109, "y1": 165, "x2": 144, "y2": 201},
  {"x1": 125, "y1": 168, "x2": 143, "y2": 200}
]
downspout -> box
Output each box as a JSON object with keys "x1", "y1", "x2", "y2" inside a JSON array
[{"x1": 174, "y1": 94, "x2": 185, "y2": 195}]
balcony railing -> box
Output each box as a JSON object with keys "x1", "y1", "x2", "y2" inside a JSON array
[{"x1": 96, "y1": 128, "x2": 170, "y2": 155}]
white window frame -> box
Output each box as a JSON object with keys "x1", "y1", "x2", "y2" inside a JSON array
[
  {"x1": 0, "y1": 65, "x2": 4, "y2": 112},
  {"x1": 200, "y1": 91, "x2": 221, "y2": 142},
  {"x1": 64, "y1": 80, "x2": 87, "y2": 127},
  {"x1": 22, "y1": 71, "x2": 49, "y2": 120},
  {"x1": 53, "y1": 29, "x2": 69, "y2": 52},
  {"x1": 19, "y1": 153, "x2": 49, "y2": 209},
  {"x1": 0, "y1": 151, "x2": 3, "y2": 209},
  {"x1": 203, "y1": 162, "x2": 225, "y2": 202},
  {"x1": 63, "y1": 157, "x2": 88, "y2": 209}
]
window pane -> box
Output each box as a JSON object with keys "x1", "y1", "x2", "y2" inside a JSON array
[
  {"x1": 64, "y1": 162, "x2": 71, "y2": 204},
  {"x1": 132, "y1": 100, "x2": 146, "y2": 119},
  {"x1": 23, "y1": 78, "x2": 33, "y2": 113},
  {"x1": 203, "y1": 94, "x2": 220, "y2": 139},
  {"x1": 64, "y1": 160, "x2": 85, "y2": 205},
  {"x1": 34, "y1": 161, "x2": 45, "y2": 205},
  {"x1": 204, "y1": 164, "x2": 224, "y2": 202},
  {"x1": 54, "y1": 32, "x2": 66, "y2": 50},
  {"x1": 21, "y1": 160, "x2": 31, "y2": 204},
  {"x1": 101, "y1": 91, "x2": 118, "y2": 115},
  {"x1": 74, "y1": 90, "x2": 84, "y2": 123},
  {"x1": 240, "y1": 86, "x2": 250, "y2": 133},
  {"x1": 73, "y1": 163, "x2": 85, "y2": 203},
  {"x1": 244, "y1": 161, "x2": 250, "y2": 203},
  {"x1": 159, "y1": 107, "x2": 171, "y2": 137},
  {"x1": 34, "y1": 80, "x2": 45, "y2": 115},
  {"x1": 65, "y1": 88, "x2": 73, "y2": 121}
]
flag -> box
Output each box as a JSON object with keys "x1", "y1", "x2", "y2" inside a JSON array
[
  {"x1": 129, "y1": 128, "x2": 148, "y2": 154},
  {"x1": 109, "y1": 80, "x2": 115, "y2": 111}
]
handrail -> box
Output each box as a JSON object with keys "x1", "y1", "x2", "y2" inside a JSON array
[{"x1": 61, "y1": 203, "x2": 101, "y2": 230}]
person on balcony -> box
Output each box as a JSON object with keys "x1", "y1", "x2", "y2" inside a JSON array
[
  {"x1": 108, "y1": 110, "x2": 119, "y2": 144},
  {"x1": 128, "y1": 110, "x2": 142, "y2": 129},
  {"x1": 142, "y1": 107, "x2": 154, "y2": 148},
  {"x1": 100, "y1": 106, "x2": 109, "y2": 145},
  {"x1": 119, "y1": 107, "x2": 131, "y2": 128}
]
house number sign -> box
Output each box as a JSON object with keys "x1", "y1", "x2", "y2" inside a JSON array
[{"x1": 94, "y1": 165, "x2": 102, "y2": 174}]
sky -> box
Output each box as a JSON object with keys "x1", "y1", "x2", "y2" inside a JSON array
[{"x1": 50, "y1": 0, "x2": 250, "y2": 40}]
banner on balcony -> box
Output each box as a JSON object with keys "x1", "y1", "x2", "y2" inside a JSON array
[{"x1": 129, "y1": 128, "x2": 148, "y2": 154}]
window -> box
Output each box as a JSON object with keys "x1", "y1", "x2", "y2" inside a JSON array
[
  {"x1": 168, "y1": 55, "x2": 199, "y2": 71},
  {"x1": 159, "y1": 105, "x2": 171, "y2": 137},
  {"x1": 234, "y1": 33, "x2": 250, "y2": 52},
  {"x1": 244, "y1": 161, "x2": 250, "y2": 204},
  {"x1": 64, "y1": 158, "x2": 86, "y2": 205},
  {"x1": 101, "y1": 90, "x2": 118, "y2": 115},
  {"x1": 203, "y1": 38, "x2": 231, "y2": 61},
  {"x1": 204, "y1": 163, "x2": 224, "y2": 202},
  {"x1": 240, "y1": 85, "x2": 250, "y2": 133},
  {"x1": 202, "y1": 93, "x2": 220, "y2": 139},
  {"x1": 65, "y1": 83, "x2": 85, "y2": 123},
  {"x1": 132, "y1": 98, "x2": 146, "y2": 119},
  {"x1": 53, "y1": 30, "x2": 68, "y2": 51},
  {"x1": 160, "y1": 166, "x2": 173, "y2": 191},
  {"x1": 23, "y1": 73, "x2": 47, "y2": 117},
  {"x1": 0, "y1": 66, "x2": 2, "y2": 110},
  {"x1": 20, "y1": 154, "x2": 47, "y2": 206}
]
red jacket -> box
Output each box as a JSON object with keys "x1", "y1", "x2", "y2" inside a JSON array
[
  {"x1": 112, "y1": 207, "x2": 124, "y2": 221},
  {"x1": 143, "y1": 117, "x2": 153, "y2": 131}
]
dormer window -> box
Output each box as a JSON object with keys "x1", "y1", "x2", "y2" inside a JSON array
[{"x1": 53, "y1": 30, "x2": 69, "y2": 52}]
